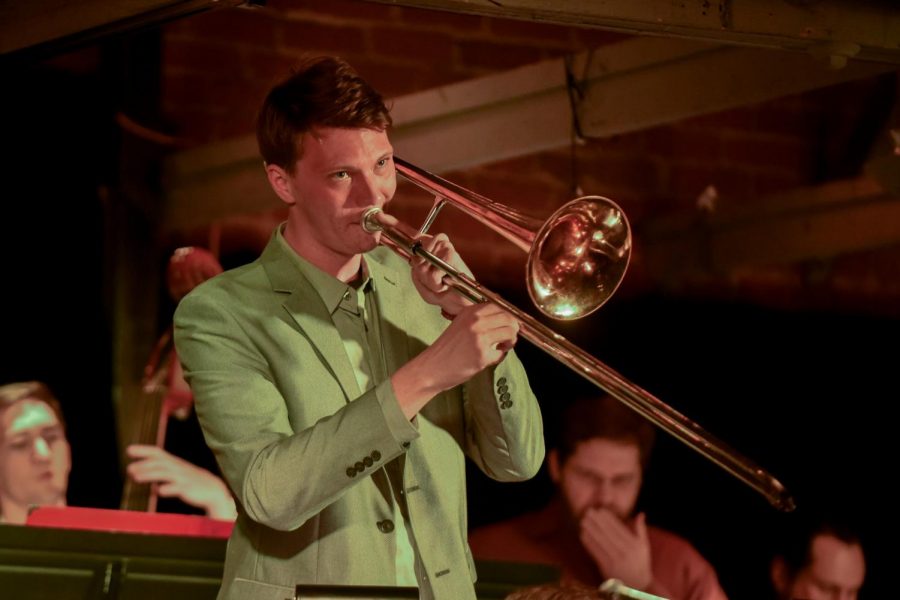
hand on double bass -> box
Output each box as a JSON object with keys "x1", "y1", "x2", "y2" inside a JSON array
[{"x1": 126, "y1": 444, "x2": 236, "y2": 520}]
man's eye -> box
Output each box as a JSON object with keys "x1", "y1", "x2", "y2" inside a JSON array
[
  {"x1": 333, "y1": 171, "x2": 349, "y2": 180},
  {"x1": 376, "y1": 158, "x2": 389, "y2": 168}
]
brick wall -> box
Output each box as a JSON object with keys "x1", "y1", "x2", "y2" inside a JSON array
[
  {"x1": 159, "y1": 0, "x2": 900, "y2": 315},
  {"x1": 161, "y1": 0, "x2": 624, "y2": 142}
]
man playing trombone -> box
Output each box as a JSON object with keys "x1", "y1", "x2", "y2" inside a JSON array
[{"x1": 173, "y1": 55, "x2": 545, "y2": 600}]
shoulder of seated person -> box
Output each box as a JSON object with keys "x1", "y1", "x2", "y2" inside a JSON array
[{"x1": 647, "y1": 525, "x2": 703, "y2": 553}]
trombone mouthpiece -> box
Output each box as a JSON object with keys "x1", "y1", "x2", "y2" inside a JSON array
[{"x1": 361, "y1": 206, "x2": 384, "y2": 233}]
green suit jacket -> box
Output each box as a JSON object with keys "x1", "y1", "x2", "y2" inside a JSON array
[{"x1": 174, "y1": 230, "x2": 545, "y2": 600}]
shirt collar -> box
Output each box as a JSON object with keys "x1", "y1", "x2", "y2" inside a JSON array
[{"x1": 275, "y1": 225, "x2": 374, "y2": 315}]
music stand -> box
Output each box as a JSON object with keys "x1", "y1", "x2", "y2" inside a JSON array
[{"x1": 294, "y1": 584, "x2": 418, "y2": 599}]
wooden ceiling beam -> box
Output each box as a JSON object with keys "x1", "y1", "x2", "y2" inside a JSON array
[
  {"x1": 0, "y1": 0, "x2": 246, "y2": 60},
  {"x1": 641, "y1": 177, "x2": 900, "y2": 280},
  {"x1": 366, "y1": 0, "x2": 900, "y2": 64}
]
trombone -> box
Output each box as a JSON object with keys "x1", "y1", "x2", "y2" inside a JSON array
[{"x1": 363, "y1": 157, "x2": 795, "y2": 512}]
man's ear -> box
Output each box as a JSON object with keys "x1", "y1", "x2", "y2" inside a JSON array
[
  {"x1": 265, "y1": 162, "x2": 297, "y2": 206},
  {"x1": 548, "y1": 448, "x2": 561, "y2": 484},
  {"x1": 770, "y1": 556, "x2": 789, "y2": 597}
]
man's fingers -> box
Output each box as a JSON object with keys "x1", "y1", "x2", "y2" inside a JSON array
[
  {"x1": 156, "y1": 483, "x2": 179, "y2": 497},
  {"x1": 635, "y1": 512, "x2": 648, "y2": 541},
  {"x1": 126, "y1": 444, "x2": 164, "y2": 458},
  {"x1": 128, "y1": 462, "x2": 174, "y2": 482},
  {"x1": 602, "y1": 510, "x2": 636, "y2": 544},
  {"x1": 580, "y1": 523, "x2": 616, "y2": 563}
]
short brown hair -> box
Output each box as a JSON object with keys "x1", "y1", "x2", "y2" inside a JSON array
[
  {"x1": 505, "y1": 582, "x2": 600, "y2": 600},
  {"x1": 557, "y1": 395, "x2": 655, "y2": 468},
  {"x1": 0, "y1": 381, "x2": 66, "y2": 428},
  {"x1": 256, "y1": 55, "x2": 392, "y2": 171}
]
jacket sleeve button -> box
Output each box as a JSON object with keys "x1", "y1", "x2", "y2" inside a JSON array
[
  {"x1": 371, "y1": 450, "x2": 382, "y2": 461},
  {"x1": 377, "y1": 519, "x2": 395, "y2": 533},
  {"x1": 346, "y1": 467, "x2": 357, "y2": 478}
]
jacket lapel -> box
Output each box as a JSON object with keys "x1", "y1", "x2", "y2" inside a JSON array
[
  {"x1": 260, "y1": 236, "x2": 363, "y2": 402},
  {"x1": 367, "y1": 257, "x2": 411, "y2": 377}
]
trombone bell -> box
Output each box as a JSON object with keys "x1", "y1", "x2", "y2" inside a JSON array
[
  {"x1": 528, "y1": 196, "x2": 631, "y2": 319},
  {"x1": 392, "y1": 157, "x2": 630, "y2": 320}
]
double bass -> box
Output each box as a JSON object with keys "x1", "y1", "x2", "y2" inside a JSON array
[
  {"x1": 120, "y1": 246, "x2": 224, "y2": 512},
  {"x1": 120, "y1": 326, "x2": 194, "y2": 511}
]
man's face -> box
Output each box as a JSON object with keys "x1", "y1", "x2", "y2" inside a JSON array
[
  {"x1": 552, "y1": 438, "x2": 642, "y2": 522},
  {"x1": 277, "y1": 126, "x2": 396, "y2": 267},
  {"x1": 781, "y1": 534, "x2": 866, "y2": 600},
  {"x1": 0, "y1": 400, "x2": 71, "y2": 515}
]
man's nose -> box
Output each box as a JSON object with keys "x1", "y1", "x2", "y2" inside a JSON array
[
  {"x1": 592, "y1": 481, "x2": 612, "y2": 506},
  {"x1": 32, "y1": 437, "x2": 52, "y2": 460},
  {"x1": 355, "y1": 173, "x2": 388, "y2": 206}
]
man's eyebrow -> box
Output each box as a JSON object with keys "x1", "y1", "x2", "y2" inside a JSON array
[
  {"x1": 573, "y1": 466, "x2": 601, "y2": 476},
  {"x1": 7, "y1": 422, "x2": 63, "y2": 435}
]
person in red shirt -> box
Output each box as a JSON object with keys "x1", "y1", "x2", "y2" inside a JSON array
[{"x1": 469, "y1": 395, "x2": 727, "y2": 600}]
